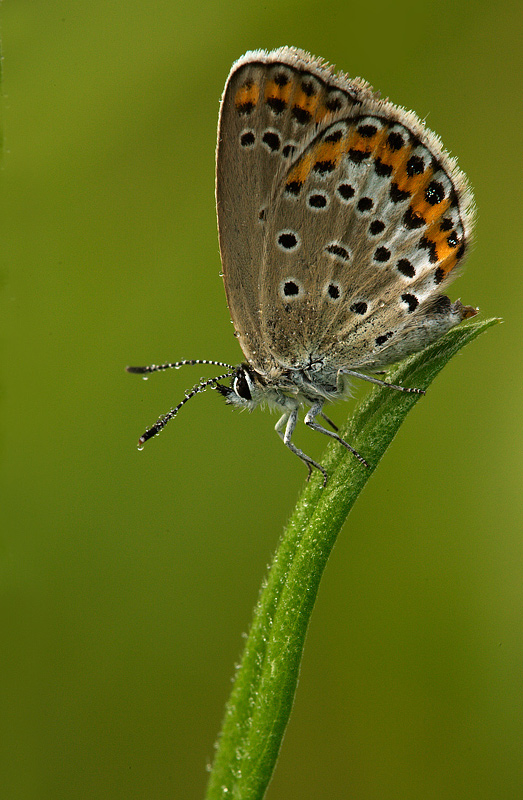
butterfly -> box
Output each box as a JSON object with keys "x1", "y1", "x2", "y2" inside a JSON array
[{"x1": 128, "y1": 47, "x2": 476, "y2": 484}]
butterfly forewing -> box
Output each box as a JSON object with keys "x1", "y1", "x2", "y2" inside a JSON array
[{"x1": 216, "y1": 47, "x2": 369, "y2": 373}]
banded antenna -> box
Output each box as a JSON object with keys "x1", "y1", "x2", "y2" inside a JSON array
[{"x1": 126, "y1": 359, "x2": 236, "y2": 446}]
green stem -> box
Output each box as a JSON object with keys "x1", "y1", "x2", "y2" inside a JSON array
[{"x1": 204, "y1": 318, "x2": 499, "y2": 800}]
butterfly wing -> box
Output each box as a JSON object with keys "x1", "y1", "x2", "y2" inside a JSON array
[
  {"x1": 217, "y1": 48, "x2": 475, "y2": 382},
  {"x1": 258, "y1": 87, "x2": 476, "y2": 378},
  {"x1": 216, "y1": 47, "x2": 370, "y2": 373}
]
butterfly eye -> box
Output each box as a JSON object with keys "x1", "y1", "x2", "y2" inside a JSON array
[{"x1": 233, "y1": 370, "x2": 252, "y2": 401}]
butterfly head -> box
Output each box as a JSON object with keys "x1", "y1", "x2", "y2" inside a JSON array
[{"x1": 215, "y1": 364, "x2": 266, "y2": 410}]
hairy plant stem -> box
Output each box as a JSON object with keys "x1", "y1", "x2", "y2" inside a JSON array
[{"x1": 204, "y1": 318, "x2": 498, "y2": 800}]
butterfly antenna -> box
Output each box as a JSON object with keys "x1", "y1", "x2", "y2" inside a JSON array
[
  {"x1": 135, "y1": 371, "x2": 235, "y2": 447},
  {"x1": 126, "y1": 359, "x2": 235, "y2": 375}
]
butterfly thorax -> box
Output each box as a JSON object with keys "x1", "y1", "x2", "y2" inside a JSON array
[{"x1": 216, "y1": 361, "x2": 347, "y2": 413}]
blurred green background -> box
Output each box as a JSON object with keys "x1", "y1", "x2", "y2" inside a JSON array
[{"x1": 1, "y1": 1, "x2": 522, "y2": 798}]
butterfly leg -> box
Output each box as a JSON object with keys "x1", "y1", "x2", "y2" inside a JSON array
[
  {"x1": 275, "y1": 408, "x2": 328, "y2": 486},
  {"x1": 340, "y1": 370, "x2": 425, "y2": 395},
  {"x1": 304, "y1": 402, "x2": 370, "y2": 469}
]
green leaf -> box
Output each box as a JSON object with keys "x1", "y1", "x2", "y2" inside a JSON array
[{"x1": 204, "y1": 318, "x2": 499, "y2": 800}]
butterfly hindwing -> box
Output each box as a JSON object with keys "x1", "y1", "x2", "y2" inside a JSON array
[{"x1": 259, "y1": 101, "x2": 475, "y2": 375}]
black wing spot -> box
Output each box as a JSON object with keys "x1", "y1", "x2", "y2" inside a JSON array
[
  {"x1": 285, "y1": 180, "x2": 302, "y2": 196},
  {"x1": 419, "y1": 236, "x2": 438, "y2": 264},
  {"x1": 240, "y1": 131, "x2": 255, "y2": 147},
  {"x1": 337, "y1": 183, "x2": 355, "y2": 201},
  {"x1": 308, "y1": 193, "x2": 328, "y2": 209},
  {"x1": 348, "y1": 149, "x2": 370, "y2": 163},
  {"x1": 374, "y1": 157, "x2": 393, "y2": 177},
  {"x1": 387, "y1": 131, "x2": 404, "y2": 150},
  {"x1": 357, "y1": 197, "x2": 373, "y2": 212},
  {"x1": 278, "y1": 231, "x2": 299, "y2": 250},
  {"x1": 324, "y1": 129, "x2": 343, "y2": 143},
  {"x1": 274, "y1": 72, "x2": 289, "y2": 86},
  {"x1": 327, "y1": 283, "x2": 341, "y2": 300},
  {"x1": 350, "y1": 300, "x2": 368, "y2": 315},
  {"x1": 390, "y1": 182, "x2": 411, "y2": 203},
  {"x1": 301, "y1": 80, "x2": 315, "y2": 96},
  {"x1": 369, "y1": 219, "x2": 385, "y2": 236},
  {"x1": 374, "y1": 246, "x2": 391, "y2": 262},
  {"x1": 397, "y1": 258, "x2": 415, "y2": 278},
  {"x1": 402, "y1": 293, "x2": 419, "y2": 312},
  {"x1": 406, "y1": 155, "x2": 425, "y2": 176},
  {"x1": 283, "y1": 280, "x2": 299, "y2": 296},
  {"x1": 266, "y1": 96, "x2": 286, "y2": 114},
  {"x1": 425, "y1": 180, "x2": 445, "y2": 205},
  {"x1": 325, "y1": 243, "x2": 350, "y2": 262},
  {"x1": 313, "y1": 159, "x2": 335, "y2": 175},
  {"x1": 375, "y1": 331, "x2": 394, "y2": 346},
  {"x1": 403, "y1": 206, "x2": 426, "y2": 229},
  {"x1": 325, "y1": 96, "x2": 342, "y2": 112},
  {"x1": 292, "y1": 105, "x2": 313, "y2": 124},
  {"x1": 358, "y1": 123, "x2": 378, "y2": 138},
  {"x1": 262, "y1": 131, "x2": 280, "y2": 152}
]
